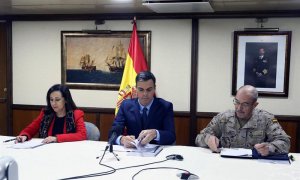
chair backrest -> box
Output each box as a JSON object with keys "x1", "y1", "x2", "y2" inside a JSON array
[
  {"x1": 84, "y1": 122, "x2": 100, "y2": 141},
  {"x1": 0, "y1": 156, "x2": 18, "y2": 180}
]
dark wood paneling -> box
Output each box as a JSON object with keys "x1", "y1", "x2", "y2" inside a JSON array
[
  {"x1": 175, "y1": 117, "x2": 190, "y2": 145},
  {"x1": 11, "y1": 107, "x2": 191, "y2": 145},
  {"x1": 0, "y1": 22, "x2": 11, "y2": 135},
  {"x1": 84, "y1": 113, "x2": 97, "y2": 125},
  {"x1": 99, "y1": 114, "x2": 114, "y2": 141},
  {"x1": 12, "y1": 109, "x2": 40, "y2": 136},
  {"x1": 11, "y1": 105, "x2": 300, "y2": 152},
  {"x1": 189, "y1": 18, "x2": 199, "y2": 145},
  {"x1": 280, "y1": 121, "x2": 298, "y2": 153}
]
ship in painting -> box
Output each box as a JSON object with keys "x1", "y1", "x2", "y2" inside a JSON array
[
  {"x1": 79, "y1": 54, "x2": 96, "y2": 71},
  {"x1": 105, "y1": 41, "x2": 127, "y2": 72}
]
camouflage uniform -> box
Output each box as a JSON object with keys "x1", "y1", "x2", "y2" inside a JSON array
[{"x1": 195, "y1": 109, "x2": 290, "y2": 154}]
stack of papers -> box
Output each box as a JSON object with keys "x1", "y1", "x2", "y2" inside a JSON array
[
  {"x1": 113, "y1": 139, "x2": 163, "y2": 157},
  {"x1": 220, "y1": 148, "x2": 252, "y2": 158}
]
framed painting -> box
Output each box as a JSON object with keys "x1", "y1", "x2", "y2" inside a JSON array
[
  {"x1": 232, "y1": 31, "x2": 292, "y2": 97},
  {"x1": 61, "y1": 30, "x2": 151, "y2": 90}
]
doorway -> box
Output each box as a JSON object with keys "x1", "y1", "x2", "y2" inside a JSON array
[{"x1": 0, "y1": 22, "x2": 12, "y2": 135}]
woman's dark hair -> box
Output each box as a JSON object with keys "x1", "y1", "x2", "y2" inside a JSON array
[
  {"x1": 45, "y1": 84, "x2": 77, "y2": 114},
  {"x1": 135, "y1": 71, "x2": 156, "y2": 85}
]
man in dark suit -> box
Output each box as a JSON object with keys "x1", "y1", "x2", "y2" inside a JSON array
[{"x1": 110, "y1": 71, "x2": 176, "y2": 148}]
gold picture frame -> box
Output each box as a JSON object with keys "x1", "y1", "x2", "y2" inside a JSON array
[{"x1": 61, "y1": 30, "x2": 151, "y2": 90}]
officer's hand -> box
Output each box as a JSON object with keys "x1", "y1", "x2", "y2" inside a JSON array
[
  {"x1": 207, "y1": 135, "x2": 220, "y2": 152},
  {"x1": 254, "y1": 143, "x2": 270, "y2": 156}
]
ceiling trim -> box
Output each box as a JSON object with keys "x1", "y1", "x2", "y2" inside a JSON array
[{"x1": 1, "y1": 10, "x2": 300, "y2": 21}]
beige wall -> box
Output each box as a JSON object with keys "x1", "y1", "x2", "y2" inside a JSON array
[
  {"x1": 12, "y1": 18, "x2": 300, "y2": 115},
  {"x1": 198, "y1": 18, "x2": 300, "y2": 115},
  {"x1": 12, "y1": 20, "x2": 191, "y2": 111}
]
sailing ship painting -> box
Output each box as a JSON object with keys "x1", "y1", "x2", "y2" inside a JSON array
[
  {"x1": 79, "y1": 54, "x2": 96, "y2": 71},
  {"x1": 65, "y1": 39, "x2": 127, "y2": 89},
  {"x1": 62, "y1": 31, "x2": 150, "y2": 90},
  {"x1": 105, "y1": 41, "x2": 126, "y2": 72}
]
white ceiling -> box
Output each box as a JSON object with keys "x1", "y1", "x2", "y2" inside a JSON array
[{"x1": 0, "y1": 0, "x2": 300, "y2": 15}]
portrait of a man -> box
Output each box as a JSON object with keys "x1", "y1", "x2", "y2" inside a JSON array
[{"x1": 244, "y1": 43, "x2": 278, "y2": 88}]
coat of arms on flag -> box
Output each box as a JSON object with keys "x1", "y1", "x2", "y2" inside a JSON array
[{"x1": 115, "y1": 18, "x2": 149, "y2": 114}]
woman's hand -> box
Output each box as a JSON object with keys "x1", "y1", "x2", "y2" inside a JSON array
[
  {"x1": 15, "y1": 135, "x2": 27, "y2": 143},
  {"x1": 42, "y1": 136, "x2": 57, "y2": 143}
]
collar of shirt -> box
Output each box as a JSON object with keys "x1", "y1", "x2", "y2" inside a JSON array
[{"x1": 138, "y1": 98, "x2": 154, "y2": 114}]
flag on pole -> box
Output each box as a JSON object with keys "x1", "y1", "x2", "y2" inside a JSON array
[{"x1": 115, "y1": 19, "x2": 148, "y2": 114}]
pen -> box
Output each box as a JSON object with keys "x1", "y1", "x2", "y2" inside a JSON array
[{"x1": 3, "y1": 138, "x2": 17, "y2": 143}]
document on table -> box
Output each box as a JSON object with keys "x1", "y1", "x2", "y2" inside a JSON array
[
  {"x1": 113, "y1": 139, "x2": 163, "y2": 157},
  {"x1": 9, "y1": 139, "x2": 46, "y2": 149},
  {"x1": 220, "y1": 148, "x2": 252, "y2": 158}
]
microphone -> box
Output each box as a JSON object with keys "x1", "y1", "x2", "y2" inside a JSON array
[
  {"x1": 108, "y1": 125, "x2": 122, "y2": 144},
  {"x1": 98, "y1": 126, "x2": 122, "y2": 163}
]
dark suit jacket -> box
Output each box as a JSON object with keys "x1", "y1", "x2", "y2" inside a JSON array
[{"x1": 111, "y1": 98, "x2": 176, "y2": 145}]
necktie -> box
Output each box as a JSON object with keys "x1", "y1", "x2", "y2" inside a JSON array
[{"x1": 142, "y1": 108, "x2": 148, "y2": 129}]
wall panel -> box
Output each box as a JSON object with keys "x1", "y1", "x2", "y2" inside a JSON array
[{"x1": 12, "y1": 106, "x2": 299, "y2": 152}]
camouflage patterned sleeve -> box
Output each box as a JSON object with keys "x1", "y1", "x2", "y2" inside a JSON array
[
  {"x1": 195, "y1": 113, "x2": 223, "y2": 147},
  {"x1": 265, "y1": 116, "x2": 291, "y2": 154}
]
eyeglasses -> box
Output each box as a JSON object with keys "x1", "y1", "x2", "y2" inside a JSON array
[{"x1": 233, "y1": 98, "x2": 253, "y2": 108}]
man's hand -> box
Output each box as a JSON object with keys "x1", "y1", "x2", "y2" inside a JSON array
[
  {"x1": 121, "y1": 135, "x2": 135, "y2": 148},
  {"x1": 206, "y1": 135, "x2": 220, "y2": 152},
  {"x1": 42, "y1": 136, "x2": 57, "y2": 143},
  {"x1": 138, "y1": 129, "x2": 157, "y2": 145},
  {"x1": 254, "y1": 143, "x2": 270, "y2": 156}
]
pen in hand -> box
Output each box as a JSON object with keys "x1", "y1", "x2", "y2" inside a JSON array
[{"x1": 3, "y1": 138, "x2": 17, "y2": 143}]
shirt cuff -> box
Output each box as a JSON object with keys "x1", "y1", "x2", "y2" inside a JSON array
[
  {"x1": 116, "y1": 135, "x2": 122, "y2": 145},
  {"x1": 154, "y1": 130, "x2": 160, "y2": 141}
]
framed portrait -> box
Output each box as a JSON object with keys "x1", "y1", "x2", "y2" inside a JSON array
[
  {"x1": 232, "y1": 31, "x2": 292, "y2": 97},
  {"x1": 61, "y1": 30, "x2": 151, "y2": 90}
]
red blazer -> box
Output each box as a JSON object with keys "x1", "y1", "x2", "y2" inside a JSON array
[{"x1": 19, "y1": 109, "x2": 87, "y2": 142}]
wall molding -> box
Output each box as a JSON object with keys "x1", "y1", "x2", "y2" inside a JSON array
[{"x1": 12, "y1": 104, "x2": 300, "y2": 120}]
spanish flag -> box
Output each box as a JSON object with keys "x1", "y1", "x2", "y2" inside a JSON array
[{"x1": 115, "y1": 20, "x2": 148, "y2": 114}]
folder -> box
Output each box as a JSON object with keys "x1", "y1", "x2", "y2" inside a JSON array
[
  {"x1": 252, "y1": 148, "x2": 290, "y2": 162},
  {"x1": 220, "y1": 148, "x2": 290, "y2": 163}
]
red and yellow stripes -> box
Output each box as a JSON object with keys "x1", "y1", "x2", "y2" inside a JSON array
[{"x1": 115, "y1": 21, "x2": 148, "y2": 114}]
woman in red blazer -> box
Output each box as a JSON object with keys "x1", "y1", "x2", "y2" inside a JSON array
[{"x1": 16, "y1": 84, "x2": 87, "y2": 143}]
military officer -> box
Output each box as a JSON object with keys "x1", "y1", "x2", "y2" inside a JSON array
[
  {"x1": 252, "y1": 48, "x2": 271, "y2": 87},
  {"x1": 195, "y1": 85, "x2": 290, "y2": 156}
]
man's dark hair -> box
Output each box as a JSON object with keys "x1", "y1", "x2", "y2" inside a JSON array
[{"x1": 135, "y1": 71, "x2": 156, "y2": 85}]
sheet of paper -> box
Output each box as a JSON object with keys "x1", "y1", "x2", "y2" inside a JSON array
[
  {"x1": 220, "y1": 148, "x2": 252, "y2": 157},
  {"x1": 9, "y1": 139, "x2": 46, "y2": 149},
  {"x1": 112, "y1": 143, "x2": 163, "y2": 157}
]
